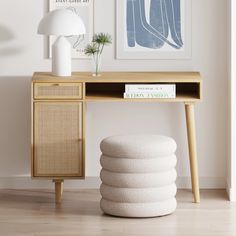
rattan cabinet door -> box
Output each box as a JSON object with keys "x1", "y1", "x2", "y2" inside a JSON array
[{"x1": 34, "y1": 102, "x2": 83, "y2": 177}]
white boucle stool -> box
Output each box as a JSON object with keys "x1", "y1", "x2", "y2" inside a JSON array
[{"x1": 100, "y1": 134, "x2": 177, "y2": 218}]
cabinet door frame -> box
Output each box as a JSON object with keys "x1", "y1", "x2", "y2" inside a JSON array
[{"x1": 32, "y1": 101, "x2": 84, "y2": 178}]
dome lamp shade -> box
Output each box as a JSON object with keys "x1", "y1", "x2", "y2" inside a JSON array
[
  {"x1": 37, "y1": 9, "x2": 86, "y2": 77},
  {"x1": 38, "y1": 9, "x2": 86, "y2": 36}
]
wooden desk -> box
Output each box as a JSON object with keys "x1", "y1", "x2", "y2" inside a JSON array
[{"x1": 31, "y1": 72, "x2": 202, "y2": 204}]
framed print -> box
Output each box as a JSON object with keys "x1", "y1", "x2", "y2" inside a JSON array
[
  {"x1": 116, "y1": 0, "x2": 192, "y2": 59},
  {"x1": 49, "y1": 0, "x2": 94, "y2": 59}
]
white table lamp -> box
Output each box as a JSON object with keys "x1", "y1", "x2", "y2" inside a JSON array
[{"x1": 38, "y1": 9, "x2": 86, "y2": 76}]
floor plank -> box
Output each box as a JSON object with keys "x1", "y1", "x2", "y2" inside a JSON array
[{"x1": 0, "y1": 189, "x2": 235, "y2": 236}]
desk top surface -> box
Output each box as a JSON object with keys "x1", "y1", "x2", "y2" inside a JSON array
[{"x1": 32, "y1": 72, "x2": 202, "y2": 83}]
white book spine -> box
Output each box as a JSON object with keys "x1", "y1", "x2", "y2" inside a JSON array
[
  {"x1": 124, "y1": 92, "x2": 176, "y2": 99},
  {"x1": 125, "y1": 84, "x2": 176, "y2": 93}
]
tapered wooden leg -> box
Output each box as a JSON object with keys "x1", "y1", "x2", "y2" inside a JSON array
[
  {"x1": 185, "y1": 103, "x2": 200, "y2": 203},
  {"x1": 53, "y1": 179, "x2": 64, "y2": 204}
]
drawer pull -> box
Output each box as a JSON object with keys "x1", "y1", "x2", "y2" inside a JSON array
[{"x1": 52, "y1": 83, "x2": 60, "y2": 86}]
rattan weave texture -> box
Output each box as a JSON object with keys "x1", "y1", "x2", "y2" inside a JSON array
[
  {"x1": 35, "y1": 83, "x2": 82, "y2": 99},
  {"x1": 34, "y1": 102, "x2": 83, "y2": 176}
]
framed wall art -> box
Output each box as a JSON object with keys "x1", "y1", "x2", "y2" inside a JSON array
[
  {"x1": 116, "y1": 0, "x2": 192, "y2": 59},
  {"x1": 49, "y1": 0, "x2": 94, "y2": 59}
]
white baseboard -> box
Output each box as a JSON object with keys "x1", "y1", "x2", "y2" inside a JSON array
[
  {"x1": 0, "y1": 176, "x2": 226, "y2": 190},
  {"x1": 226, "y1": 180, "x2": 236, "y2": 201},
  {"x1": 0, "y1": 176, "x2": 101, "y2": 190},
  {"x1": 227, "y1": 188, "x2": 236, "y2": 201},
  {"x1": 177, "y1": 176, "x2": 226, "y2": 189}
]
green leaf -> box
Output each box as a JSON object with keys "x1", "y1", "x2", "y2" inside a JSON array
[
  {"x1": 92, "y1": 33, "x2": 112, "y2": 45},
  {"x1": 84, "y1": 43, "x2": 99, "y2": 56}
]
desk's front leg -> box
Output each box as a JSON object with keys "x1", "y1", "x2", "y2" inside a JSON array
[
  {"x1": 185, "y1": 103, "x2": 200, "y2": 203},
  {"x1": 53, "y1": 179, "x2": 64, "y2": 204}
]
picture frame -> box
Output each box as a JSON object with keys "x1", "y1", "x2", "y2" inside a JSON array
[
  {"x1": 49, "y1": 0, "x2": 94, "y2": 59},
  {"x1": 116, "y1": 0, "x2": 192, "y2": 60}
]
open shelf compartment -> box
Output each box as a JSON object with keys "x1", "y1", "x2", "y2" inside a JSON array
[{"x1": 85, "y1": 82, "x2": 201, "y2": 101}]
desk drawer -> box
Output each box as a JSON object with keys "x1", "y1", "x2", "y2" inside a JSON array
[{"x1": 34, "y1": 83, "x2": 82, "y2": 99}]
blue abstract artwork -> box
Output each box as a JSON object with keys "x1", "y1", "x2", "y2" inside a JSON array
[{"x1": 126, "y1": 0, "x2": 183, "y2": 50}]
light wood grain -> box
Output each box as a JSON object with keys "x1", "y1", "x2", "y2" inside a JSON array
[
  {"x1": 33, "y1": 72, "x2": 202, "y2": 102},
  {"x1": 85, "y1": 92, "x2": 200, "y2": 102},
  {"x1": 32, "y1": 72, "x2": 203, "y2": 204},
  {"x1": 53, "y1": 180, "x2": 64, "y2": 204},
  {"x1": 82, "y1": 102, "x2": 86, "y2": 178},
  {"x1": 32, "y1": 72, "x2": 202, "y2": 83},
  {"x1": 0, "y1": 189, "x2": 233, "y2": 236},
  {"x1": 31, "y1": 83, "x2": 34, "y2": 177},
  {"x1": 185, "y1": 103, "x2": 200, "y2": 203}
]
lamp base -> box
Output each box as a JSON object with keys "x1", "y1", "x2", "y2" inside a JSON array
[{"x1": 52, "y1": 36, "x2": 71, "y2": 76}]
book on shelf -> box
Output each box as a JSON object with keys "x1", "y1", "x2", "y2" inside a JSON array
[
  {"x1": 124, "y1": 92, "x2": 176, "y2": 99},
  {"x1": 124, "y1": 84, "x2": 176, "y2": 99},
  {"x1": 125, "y1": 84, "x2": 176, "y2": 94}
]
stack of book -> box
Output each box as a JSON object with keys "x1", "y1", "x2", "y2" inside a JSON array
[{"x1": 124, "y1": 84, "x2": 176, "y2": 99}]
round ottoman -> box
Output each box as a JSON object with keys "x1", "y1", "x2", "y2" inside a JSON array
[{"x1": 100, "y1": 134, "x2": 177, "y2": 218}]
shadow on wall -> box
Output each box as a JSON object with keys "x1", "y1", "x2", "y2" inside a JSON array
[
  {"x1": 0, "y1": 25, "x2": 14, "y2": 42},
  {"x1": 42, "y1": 0, "x2": 50, "y2": 59},
  {"x1": 0, "y1": 76, "x2": 31, "y2": 176},
  {"x1": 0, "y1": 24, "x2": 23, "y2": 56}
]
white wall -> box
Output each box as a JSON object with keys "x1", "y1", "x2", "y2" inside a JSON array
[
  {"x1": 0, "y1": 0, "x2": 228, "y2": 189},
  {"x1": 228, "y1": 0, "x2": 236, "y2": 200}
]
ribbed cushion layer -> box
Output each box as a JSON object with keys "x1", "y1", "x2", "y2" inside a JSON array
[
  {"x1": 100, "y1": 155, "x2": 177, "y2": 173},
  {"x1": 100, "y1": 198, "x2": 177, "y2": 218},
  {"x1": 100, "y1": 135, "x2": 177, "y2": 158},
  {"x1": 100, "y1": 184, "x2": 177, "y2": 203},
  {"x1": 100, "y1": 169, "x2": 177, "y2": 188}
]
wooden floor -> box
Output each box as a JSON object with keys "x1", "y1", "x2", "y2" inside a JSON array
[{"x1": 0, "y1": 189, "x2": 235, "y2": 236}]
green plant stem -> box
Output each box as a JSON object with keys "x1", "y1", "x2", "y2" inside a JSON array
[
  {"x1": 93, "y1": 52, "x2": 100, "y2": 76},
  {"x1": 100, "y1": 43, "x2": 105, "y2": 55},
  {"x1": 96, "y1": 53, "x2": 99, "y2": 75}
]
